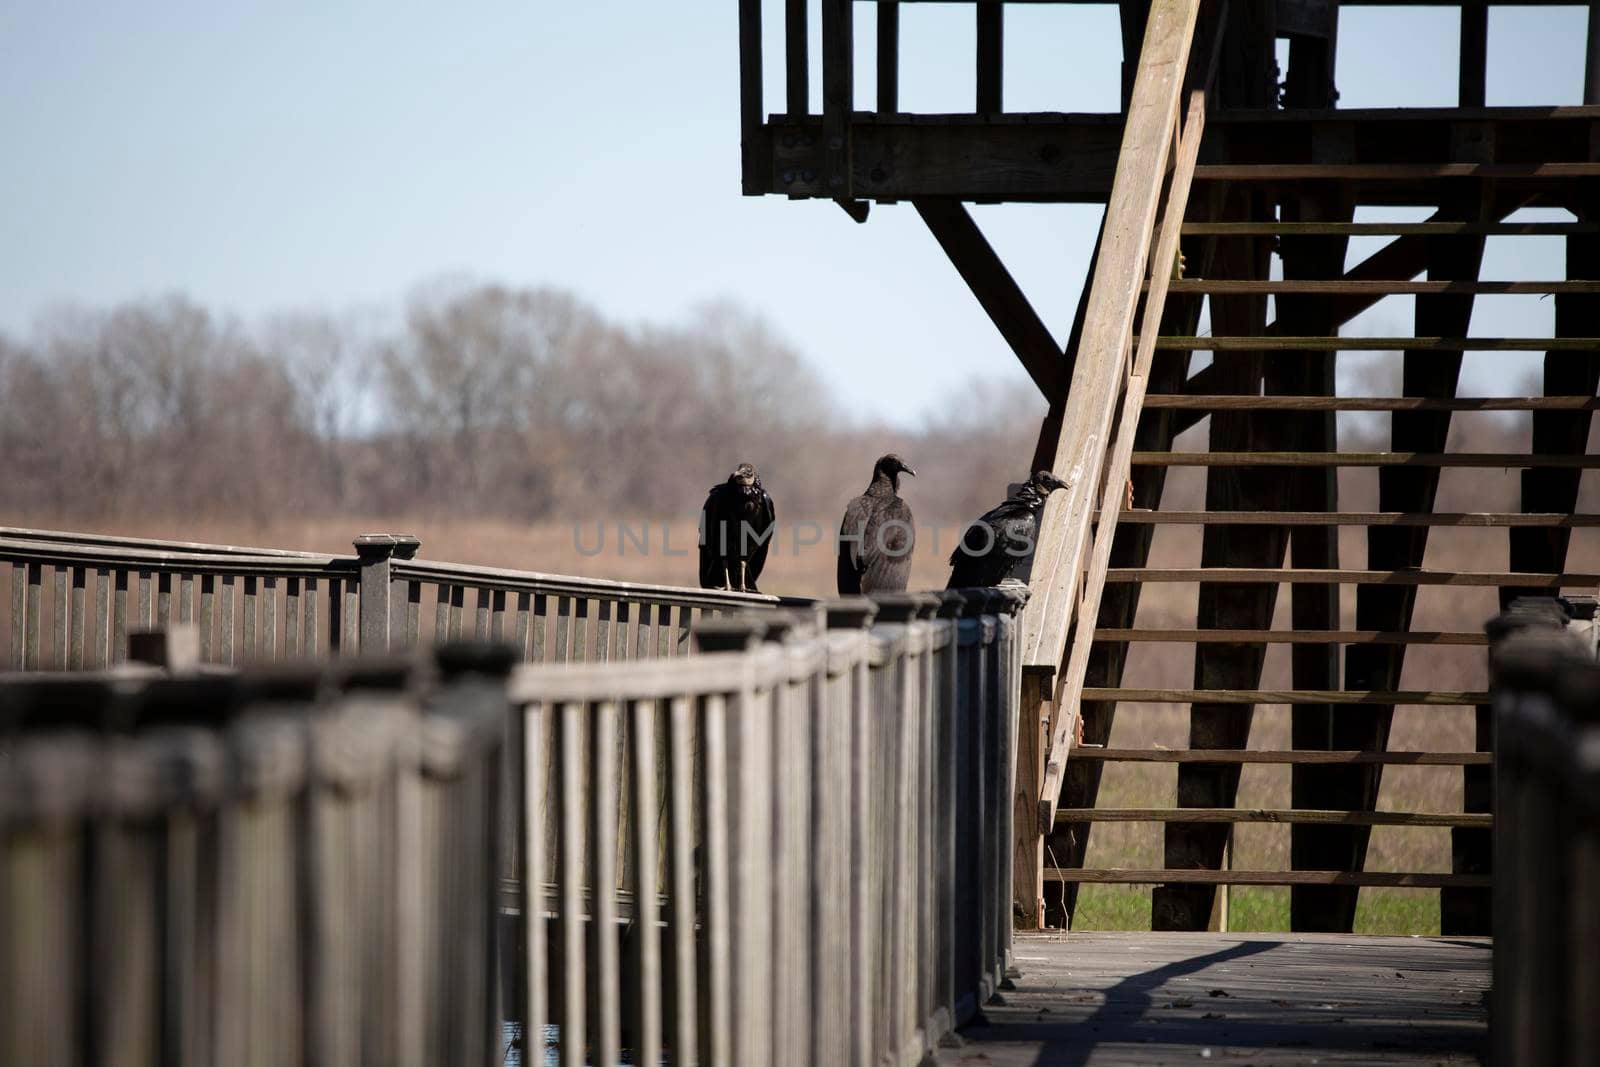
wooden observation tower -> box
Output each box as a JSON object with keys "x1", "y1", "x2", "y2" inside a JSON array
[{"x1": 739, "y1": 1, "x2": 1600, "y2": 935}]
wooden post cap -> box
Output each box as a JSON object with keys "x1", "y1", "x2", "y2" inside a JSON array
[
  {"x1": 352, "y1": 533, "x2": 421, "y2": 559},
  {"x1": 822, "y1": 597, "x2": 879, "y2": 630},
  {"x1": 692, "y1": 614, "x2": 769, "y2": 653},
  {"x1": 871, "y1": 593, "x2": 941, "y2": 623}
]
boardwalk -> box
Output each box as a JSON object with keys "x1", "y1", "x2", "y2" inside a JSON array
[{"x1": 942, "y1": 932, "x2": 1489, "y2": 1066}]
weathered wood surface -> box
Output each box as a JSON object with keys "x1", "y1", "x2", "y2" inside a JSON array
[
  {"x1": 507, "y1": 589, "x2": 1025, "y2": 1067},
  {"x1": 936, "y1": 932, "x2": 1488, "y2": 1067},
  {"x1": 3, "y1": 527, "x2": 781, "y2": 669}
]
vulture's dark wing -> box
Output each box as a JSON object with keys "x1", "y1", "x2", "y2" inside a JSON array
[
  {"x1": 861, "y1": 496, "x2": 916, "y2": 594},
  {"x1": 745, "y1": 485, "x2": 777, "y2": 588},
  {"x1": 836, "y1": 493, "x2": 872, "y2": 594},
  {"x1": 947, "y1": 492, "x2": 1037, "y2": 588},
  {"x1": 698, "y1": 483, "x2": 729, "y2": 589}
]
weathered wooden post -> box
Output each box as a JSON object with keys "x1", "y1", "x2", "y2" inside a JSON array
[
  {"x1": 821, "y1": 597, "x2": 877, "y2": 1065},
  {"x1": 353, "y1": 534, "x2": 420, "y2": 654},
  {"x1": 1488, "y1": 601, "x2": 1593, "y2": 1067}
]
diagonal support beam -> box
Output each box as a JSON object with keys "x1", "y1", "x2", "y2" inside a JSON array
[
  {"x1": 915, "y1": 199, "x2": 1065, "y2": 397},
  {"x1": 1026, "y1": 0, "x2": 1206, "y2": 672}
]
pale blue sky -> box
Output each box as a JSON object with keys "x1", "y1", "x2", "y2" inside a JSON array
[{"x1": 1, "y1": 3, "x2": 1590, "y2": 422}]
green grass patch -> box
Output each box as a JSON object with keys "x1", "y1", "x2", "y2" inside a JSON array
[{"x1": 1067, "y1": 885, "x2": 1439, "y2": 934}]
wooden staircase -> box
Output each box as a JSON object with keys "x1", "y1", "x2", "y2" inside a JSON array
[
  {"x1": 731, "y1": 0, "x2": 1599, "y2": 934},
  {"x1": 1041, "y1": 145, "x2": 1600, "y2": 933}
]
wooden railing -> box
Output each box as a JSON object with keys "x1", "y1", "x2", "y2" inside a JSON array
[
  {"x1": 1487, "y1": 601, "x2": 1600, "y2": 1067},
  {"x1": 0, "y1": 647, "x2": 509, "y2": 1066},
  {"x1": 0, "y1": 526, "x2": 780, "y2": 670},
  {"x1": 505, "y1": 585, "x2": 1027, "y2": 1065}
]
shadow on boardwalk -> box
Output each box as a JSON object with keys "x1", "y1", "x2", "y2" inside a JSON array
[{"x1": 940, "y1": 931, "x2": 1489, "y2": 1066}]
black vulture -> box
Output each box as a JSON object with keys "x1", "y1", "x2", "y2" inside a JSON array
[
  {"x1": 698, "y1": 462, "x2": 776, "y2": 592},
  {"x1": 837, "y1": 453, "x2": 917, "y2": 595},
  {"x1": 946, "y1": 470, "x2": 1071, "y2": 588}
]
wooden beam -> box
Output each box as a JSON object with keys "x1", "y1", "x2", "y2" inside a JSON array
[
  {"x1": 1037, "y1": 74, "x2": 1211, "y2": 830},
  {"x1": 877, "y1": 2, "x2": 899, "y2": 113},
  {"x1": 1024, "y1": 0, "x2": 1202, "y2": 669},
  {"x1": 740, "y1": 0, "x2": 765, "y2": 195},
  {"x1": 1132, "y1": 451, "x2": 1600, "y2": 467},
  {"x1": 1012, "y1": 669, "x2": 1048, "y2": 930},
  {"x1": 1110, "y1": 510, "x2": 1600, "y2": 525},
  {"x1": 915, "y1": 199, "x2": 1064, "y2": 397},
  {"x1": 977, "y1": 3, "x2": 1003, "y2": 114},
  {"x1": 1060, "y1": 807, "x2": 1491, "y2": 828},
  {"x1": 1460, "y1": 3, "x2": 1487, "y2": 108},
  {"x1": 1049, "y1": 869, "x2": 1490, "y2": 889},
  {"x1": 822, "y1": 0, "x2": 852, "y2": 199},
  {"x1": 1150, "y1": 396, "x2": 1600, "y2": 412},
  {"x1": 1092, "y1": 628, "x2": 1487, "y2": 645},
  {"x1": 1086, "y1": 687, "x2": 1489, "y2": 705},
  {"x1": 1072, "y1": 748, "x2": 1494, "y2": 765},
  {"x1": 1164, "y1": 279, "x2": 1600, "y2": 295},
  {"x1": 787, "y1": 0, "x2": 808, "y2": 116},
  {"x1": 1157, "y1": 336, "x2": 1591, "y2": 350},
  {"x1": 760, "y1": 108, "x2": 1600, "y2": 201},
  {"x1": 1107, "y1": 567, "x2": 1600, "y2": 586}
]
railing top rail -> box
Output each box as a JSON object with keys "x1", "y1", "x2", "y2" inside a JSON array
[
  {"x1": 0, "y1": 535, "x2": 354, "y2": 577},
  {"x1": 394, "y1": 556, "x2": 795, "y2": 609},
  {"x1": 0, "y1": 526, "x2": 330, "y2": 559},
  {"x1": 508, "y1": 643, "x2": 791, "y2": 704}
]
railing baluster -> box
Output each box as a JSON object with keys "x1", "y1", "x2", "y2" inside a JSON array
[
  {"x1": 156, "y1": 571, "x2": 172, "y2": 629},
  {"x1": 491, "y1": 589, "x2": 506, "y2": 644},
  {"x1": 572, "y1": 599, "x2": 590, "y2": 663},
  {"x1": 557, "y1": 701, "x2": 587, "y2": 1062},
  {"x1": 135, "y1": 571, "x2": 151, "y2": 633},
  {"x1": 514, "y1": 591, "x2": 531, "y2": 661},
  {"x1": 92, "y1": 568, "x2": 111, "y2": 668},
  {"x1": 701, "y1": 692, "x2": 733, "y2": 1067},
  {"x1": 630, "y1": 697, "x2": 662, "y2": 1067},
  {"x1": 435, "y1": 584, "x2": 450, "y2": 648},
  {"x1": 52, "y1": 566, "x2": 67, "y2": 668},
  {"x1": 474, "y1": 587, "x2": 489, "y2": 641},
  {"x1": 303, "y1": 577, "x2": 318, "y2": 658},
  {"x1": 68, "y1": 567, "x2": 86, "y2": 669},
  {"x1": 8, "y1": 562, "x2": 23, "y2": 669},
  {"x1": 595, "y1": 599, "x2": 612, "y2": 664},
  {"x1": 518, "y1": 700, "x2": 547, "y2": 1066},
  {"x1": 263, "y1": 576, "x2": 278, "y2": 661},
  {"x1": 531, "y1": 593, "x2": 548, "y2": 664},
  {"x1": 667, "y1": 694, "x2": 701, "y2": 1063},
  {"x1": 26, "y1": 562, "x2": 43, "y2": 669},
  {"x1": 179, "y1": 573, "x2": 195, "y2": 625},
  {"x1": 285, "y1": 577, "x2": 300, "y2": 657},
  {"x1": 342, "y1": 581, "x2": 359, "y2": 653},
  {"x1": 220, "y1": 575, "x2": 236, "y2": 665},
  {"x1": 405, "y1": 581, "x2": 421, "y2": 650},
  {"x1": 242, "y1": 576, "x2": 257, "y2": 661},
  {"x1": 592, "y1": 700, "x2": 621, "y2": 1065},
  {"x1": 554, "y1": 596, "x2": 571, "y2": 664}
]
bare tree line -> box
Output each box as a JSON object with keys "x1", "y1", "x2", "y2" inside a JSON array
[{"x1": 0, "y1": 280, "x2": 1046, "y2": 527}]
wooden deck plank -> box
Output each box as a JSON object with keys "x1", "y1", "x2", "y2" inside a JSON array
[{"x1": 939, "y1": 931, "x2": 1489, "y2": 1066}]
